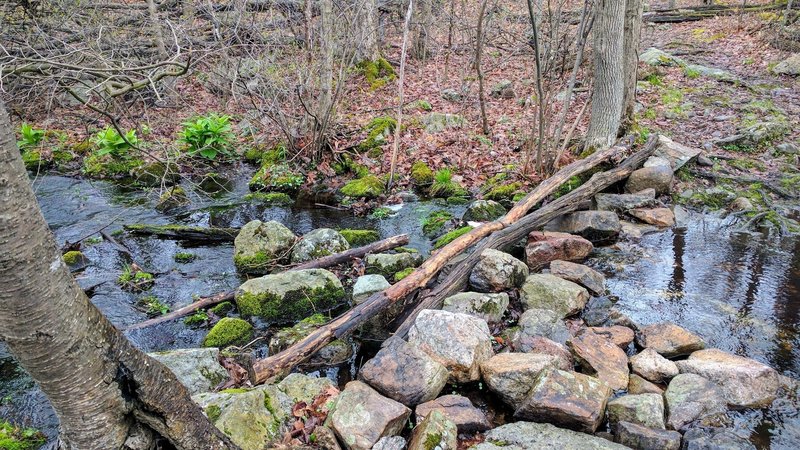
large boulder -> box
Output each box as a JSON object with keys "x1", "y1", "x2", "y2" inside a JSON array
[
  {"x1": 515, "y1": 369, "x2": 612, "y2": 433},
  {"x1": 595, "y1": 189, "x2": 657, "y2": 212},
  {"x1": 407, "y1": 410, "x2": 457, "y2": 450},
  {"x1": 472, "y1": 421, "x2": 628, "y2": 449},
  {"x1": 625, "y1": 165, "x2": 673, "y2": 196},
  {"x1": 772, "y1": 53, "x2": 800, "y2": 76},
  {"x1": 636, "y1": 322, "x2": 705, "y2": 358},
  {"x1": 664, "y1": 373, "x2": 728, "y2": 430},
  {"x1": 543, "y1": 211, "x2": 622, "y2": 244},
  {"x1": 351, "y1": 274, "x2": 391, "y2": 304},
  {"x1": 630, "y1": 348, "x2": 679, "y2": 383},
  {"x1": 468, "y1": 249, "x2": 529, "y2": 293},
  {"x1": 365, "y1": 253, "x2": 423, "y2": 278},
  {"x1": 148, "y1": 348, "x2": 228, "y2": 394},
  {"x1": 268, "y1": 314, "x2": 352, "y2": 367},
  {"x1": 235, "y1": 268, "x2": 344, "y2": 322},
  {"x1": 549, "y1": 260, "x2": 606, "y2": 294},
  {"x1": 606, "y1": 393, "x2": 665, "y2": 429},
  {"x1": 359, "y1": 337, "x2": 449, "y2": 406},
  {"x1": 329, "y1": 381, "x2": 411, "y2": 450},
  {"x1": 407, "y1": 309, "x2": 493, "y2": 383},
  {"x1": 519, "y1": 274, "x2": 589, "y2": 318},
  {"x1": 676, "y1": 348, "x2": 780, "y2": 408},
  {"x1": 654, "y1": 135, "x2": 702, "y2": 170},
  {"x1": 290, "y1": 228, "x2": 349, "y2": 263},
  {"x1": 233, "y1": 220, "x2": 296, "y2": 273},
  {"x1": 415, "y1": 394, "x2": 491, "y2": 433},
  {"x1": 463, "y1": 200, "x2": 507, "y2": 222},
  {"x1": 480, "y1": 353, "x2": 563, "y2": 407},
  {"x1": 442, "y1": 292, "x2": 509, "y2": 324},
  {"x1": 615, "y1": 421, "x2": 681, "y2": 450},
  {"x1": 526, "y1": 231, "x2": 594, "y2": 270},
  {"x1": 567, "y1": 328, "x2": 630, "y2": 391}
]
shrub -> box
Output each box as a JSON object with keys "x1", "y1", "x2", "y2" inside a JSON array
[
  {"x1": 93, "y1": 127, "x2": 138, "y2": 158},
  {"x1": 180, "y1": 113, "x2": 236, "y2": 160},
  {"x1": 429, "y1": 169, "x2": 466, "y2": 198}
]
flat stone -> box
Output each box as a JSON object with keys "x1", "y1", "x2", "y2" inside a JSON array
[
  {"x1": 480, "y1": 352, "x2": 564, "y2": 407},
  {"x1": 644, "y1": 156, "x2": 672, "y2": 168},
  {"x1": 442, "y1": 292, "x2": 509, "y2": 324},
  {"x1": 415, "y1": 394, "x2": 491, "y2": 433},
  {"x1": 514, "y1": 308, "x2": 571, "y2": 344},
  {"x1": 588, "y1": 326, "x2": 634, "y2": 349},
  {"x1": 408, "y1": 309, "x2": 493, "y2": 383},
  {"x1": 515, "y1": 369, "x2": 612, "y2": 433},
  {"x1": 526, "y1": 231, "x2": 594, "y2": 270},
  {"x1": 329, "y1": 381, "x2": 411, "y2": 450},
  {"x1": 568, "y1": 328, "x2": 630, "y2": 391},
  {"x1": 543, "y1": 211, "x2": 622, "y2": 245},
  {"x1": 606, "y1": 393, "x2": 665, "y2": 429},
  {"x1": 468, "y1": 248, "x2": 528, "y2": 293},
  {"x1": 595, "y1": 189, "x2": 657, "y2": 212},
  {"x1": 664, "y1": 373, "x2": 727, "y2": 430},
  {"x1": 365, "y1": 253, "x2": 423, "y2": 278},
  {"x1": 615, "y1": 421, "x2": 681, "y2": 450},
  {"x1": 408, "y1": 410, "x2": 457, "y2": 450},
  {"x1": 359, "y1": 337, "x2": 448, "y2": 406},
  {"x1": 519, "y1": 274, "x2": 589, "y2": 318},
  {"x1": 628, "y1": 374, "x2": 664, "y2": 395},
  {"x1": 640, "y1": 48, "x2": 684, "y2": 66},
  {"x1": 629, "y1": 208, "x2": 675, "y2": 227},
  {"x1": 472, "y1": 421, "x2": 628, "y2": 449},
  {"x1": 630, "y1": 348, "x2": 679, "y2": 383},
  {"x1": 625, "y1": 165, "x2": 673, "y2": 196},
  {"x1": 620, "y1": 221, "x2": 659, "y2": 239},
  {"x1": 682, "y1": 427, "x2": 756, "y2": 450},
  {"x1": 676, "y1": 348, "x2": 780, "y2": 408},
  {"x1": 636, "y1": 322, "x2": 706, "y2": 358},
  {"x1": 506, "y1": 332, "x2": 574, "y2": 369},
  {"x1": 149, "y1": 348, "x2": 227, "y2": 395},
  {"x1": 654, "y1": 135, "x2": 702, "y2": 170},
  {"x1": 772, "y1": 53, "x2": 800, "y2": 76},
  {"x1": 235, "y1": 269, "x2": 344, "y2": 322},
  {"x1": 549, "y1": 260, "x2": 606, "y2": 294},
  {"x1": 290, "y1": 228, "x2": 349, "y2": 263},
  {"x1": 352, "y1": 274, "x2": 390, "y2": 304}
]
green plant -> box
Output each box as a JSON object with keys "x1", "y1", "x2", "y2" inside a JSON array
[
  {"x1": 92, "y1": 127, "x2": 138, "y2": 158},
  {"x1": 180, "y1": 113, "x2": 236, "y2": 160},
  {"x1": 184, "y1": 310, "x2": 209, "y2": 326},
  {"x1": 174, "y1": 252, "x2": 197, "y2": 263},
  {"x1": 118, "y1": 265, "x2": 154, "y2": 291},
  {"x1": 422, "y1": 210, "x2": 453, "y2": 235},
  {"x1": 0, "y1": 419, "x2": 46, "y2": 450},
  {"x1": 137, "y1": 295, "x2": 170, "y2": 317},
  {"x1": 16, "y1": 123, "x2": 45, "y2": 150},
  {"x1": 429, "y1": 169, "x2": 466, "y2": 198},
  {"x1": 369, "y1": 207, "x2": 393, "y2": 219}
]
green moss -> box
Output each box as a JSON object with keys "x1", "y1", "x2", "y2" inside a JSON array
[
  {"x1": 728, "y1": 158, "x2": 765, "y2": 171},
  {"x1": 203, "y1": 317, "x2": 254, "y2": 348},
  {"x1": 447, "y1": 195, "x2": 469, "y2": 205},
  {"x1": 422, "y1": 210, "x2": 453, "y2": 235},
  {"x1": 184, "y1": 310, "x2": 209, "y2": 326},
  {"x1": 424, "y1": 432, "x2": 443, "y2": 450},
  {"x1": 394, "y1": 247, "x2": 418, "y2": 253},
  {"x1": 233, "y1": 251, "x2": 272, "y2": 274},
  {"x1": 156, "y1": 186, "x2": 189, "y2": 212},
  {"x1": 411, "y1": 161, "x2": 435, "y2": 186},
  {"x1": 0, "y1": 419, "x2": 46, "y2": 450},
  {"x1": 358, "y1": 116, "x2": 397, "y2": 151},
  {"x1": 205, "y1": 405, "x2": 222, "y2": 423},
  {"x1": 339, "y1": 229, "x2": 380, "y2": 246},
  {"x1": 243, "y1": 192, "x2": 294, "y2": 206},
  {"x1": 21, "y1": 150, "x2": 49, "y2": 170},
  {"x1": 174, "y1": 252, "x2": 197, "y2": 263},
  {"x1": 236, "y1": 283, "x2": 345, "y2": 322},
  {"x1": 340, "y1": 175, "x2": 385, "y2": 198},
  {"x1": 220, "y1": 388, "x2": 250, "y2": 394},
  {"x1": 358, "y1": 58, "x2": 397, "y2": 89},
  {"x1": 553, "y1": 176, "x2": 583, "y2": 199},
  {"x1": 433, "y1": 226, "x2": 473, "y2": 249},
  {"x1": 82, "y1": 152, "x2": 143, "y2": 178},
  {"x1": 62, "y1": 250, "x2": 84, "y2": 265},
  {"x1": 210, "y1": 301, "x2": 235, "y2": 316},
  {"x1": 394, "y1": 267, "x2": 414, "y2": 282},
  {"x1": 411, "y1": 99, "x2": 433, "y2": 111},
  {"x1": 484, "y1": 182, "x2": 522, "y2": 204},
  {"x1": 249, "y1": 163, "x2": 305, "y2": 193},
  {"x1": 119, "y1": 266, "x2": 154, "y2": 291}
]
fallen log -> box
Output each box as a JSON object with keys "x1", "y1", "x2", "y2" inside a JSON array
[
  {"x1": 250, "y1": 138, "x2": 650, "y2": 383},
  {"x1": 122, "y1": 234, "x2": 409, "y2": 331},
  {"x1": 644, "y1": 1, "x2": 793, "y2": 23},
  {"x1": 123, "y1": 224, "x2": 240, "y2": 243}
]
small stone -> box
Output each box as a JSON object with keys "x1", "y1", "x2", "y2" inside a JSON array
[
  {"x1": 606, "y1": 393, "x2": 665, "y2": 429},
  {"x1": 290, "y1": 228, "x2": 350, "y2": 263},
  {"x1": 615, "y1": 421, "x2": 681, "y2": 450},
  {"x1": 697, "y1": 154, "x2": 714, "y2": 166},
  {"x1": 490, "y1": 79, "x2": 515, "y2": 99},
  {"x1": 329, "y1": 381, "x2": 411, "y2": 450},
  {"x1": 441, "y1": 88, "x2": 463, "y2": 102},
  {"x1": 628, "y1": 374, "x2": 664, "y2": 395},
  {"x1": 442, "y1": 292, "x2": 509, "y2": 324},
  {"x1": 365, "y1": 253, "x2": 423, "y2": 278},
  {"x1": 543, "y1": 211, "x2": 622, "y2": 245},
  {"x1": 589, "y1": 326, "x2": 634, "y2": 349},
  {"x1": 468, "y1": 248, "x2": 528, "y2": 293},
  {"x1": 372, "y1": 436, "x2": 406, "y2": 450},
  {"x1": 514, "y1": 308, "x2": 571, "y2": 344},
  {"x1": 595, "y1": 189, "x2": 657, "y2": 212},
  {"x1": 549, "y1": 260, "x2": 606, "y2": 294},
  {"x1": 636, "y1": 322, "x2": 706, "y2": 358},
  {"x1": 313, "y1": 426, "x2": 343, "y2": 450},
  {"x1": 567, "y1": 328, "x2": 630, "y2": 391},
  {"x1": 148, "y1": 348, "x2": 227, "y2": 395},
  {"x1": 473, "y1": 421, "x2": 628, "y2": 449},
  {"x1": 630, "y1": 348, "x2": 679, "y2": 383},
  {"x1": 519, "y1": 274, "x2": 589, "y2": 318},
  {"x1": 352, "y1": 274, "x2": 391, "y2": 304},
  {"x1": 682, "y1": 427, "x2": 756, "y2": 450},
  {"x1": 654, "y1": 135, "x2": 702, "y2": 170},
  {"x1": 415, "y1": 394, "x2": 491, "y2": 433},
  {"x1": 625, "y1": 165, "x2": 673, "y2": 195},
  {"x1": 629, "y1": 208, "x2": 675, "y2": 227},
  {"x1": 407, "y1": 411, "x2": 457, "y2": 450},
  {"x1": 463, "y1": 199, "x2": 507, "y2": 222},
  {"x1": 729, "y1": 197, "x2": 754, "y2": 212},
  {"x1": 583, "y1": 296, "x2": 614, "y2": 327},
  {"x1": 664, "y1": 373, "x2": 727, "y2": 430},
  {"x1": 480, "y1": 353, "x2": 564, "y2": 407},
  {"x1": 644, "y1": 156, "x2": 672, "y2": 168}
]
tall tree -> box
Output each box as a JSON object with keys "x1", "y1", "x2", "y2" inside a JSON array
[
  {"x1": 359, "y1": 0, "x2": 381, "y2": 61},
  {"x1": 621, "y1": 0, "x2": 644, "y2": 129},
  {"x1": 411, "y1": 0, "x2": 434, "y2": 59},
  {"x1": 584, "y1": 0, "x2": 626, "y2": 151},
  {"x1": 0, "y1": 101, "x2": 237, "y2": 450}
]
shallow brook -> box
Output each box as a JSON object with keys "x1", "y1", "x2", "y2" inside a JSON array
[{"x1": 1, "y1": 174, "x2": 798, "y2": 448}]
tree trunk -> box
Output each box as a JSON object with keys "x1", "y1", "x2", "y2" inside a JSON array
[
  {"x1": 314, "y1": 0, "x2": 335, "y2": 160},
  {"x1": 621, "y1": 0, "x2": 643, "y2": 130},
  {"x1": 584, "y1": 0, "x2": 626, "y2": 152},
  {"x1": 360, "y1": 0, "x2": 380, "y2": 60},
  {"x1": 0, "y1": 102, "x2": 238, "y2": 450},
  {"x1": 411, "y1": 0, "x2": 434, "y2": 60}
]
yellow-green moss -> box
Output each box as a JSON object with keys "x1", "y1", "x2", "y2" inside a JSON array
[
  {"x1": 156, "y1": 186, "x2": 190, "y2": 212},
  {"x1": 339, "y1": 229, "x2": 380, "y2": 246},
  {"x1": 429, "y1": 169, "x2": 466, "y2": 198},
  {"x1": 82, "y1": 153, "x2": 143, "y2": 178},
  {"x1": 411, "y1": 161, "x2": 434, "y2": 186},
  {"x1": 433, "y1": 226, "x2": 473, "y2": 249},
  {"x1": 62, "y1": 250, "x2": 85, "y2": 265},
  {"x1": 233, "y1": 251, "x2": 273, "y2": 274},
  {"x1": 422, "y1": 210, "x2": 453, "y2": 235},
  {"x1": 485, "y1": 182, "x2": 522, "y2": 204},
  {"x1": 358, "y1": 116, "x2": 397, "y2": 152},
  {"x1": 394, "y1": 267, "x2": 414, "y2": 282},
  {"x1": 205, "y1": 405, "x2": 222, "y2": 423},
  {"x1": 358, "y1": 58, "x2": 397, "y2": 89},
  {"x1": 249, "y1": 163, "x2": 305, "y2": 193},
  {"x1": 184, "y1": 310, "x2": 209, "y2": 326},
  {"x1": 210, "y1": 301, "x2": 235, "y2": 316},
  {"x1": 236, "y1": 283, "x2": 345, "y2": 322},
  {"x1": 243, "y1": 192, "x2": 294, "y2": 205},
  {"x1": 0, "y1": 419, "x2": 45, "y2": 450},
  {"x1": 340, "y1": 175, "x2": 385, "y2": 198},
  {"x1": 21, "y1": 150, "x2": 49, "y2": 170},
  {"x1": 553, "y1": 176, "x2": 583, "y2": 199},
  {"x1": 203, "y1": 317, "x2": 254, "y2": 348},
  {"x1": 174, "y1": 252, "x2": 197, "y2": 263}
]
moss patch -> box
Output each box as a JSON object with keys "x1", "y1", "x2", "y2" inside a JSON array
[
  {"x1": 0, "y1": 419, "x2": 46, "y2": 450},
  {"x1": 422, "y1": 210, "x2": 453, "y2": 236},
  {"x1": 174, "y1": 252, "x2": 197, "y2": 263},
  {"x1": 339, "y1": 229, "x2": 380, "y2": 246},
  {"x1": 249, "y1": 163, "x2": 305, "y2": 194},
  {"x1": 484, "y1": 182, "x2": 522, "y2": 205},
  {"x1": 82, "y1": 152, "x2": 143, "y2": 178},
  {"x1": 358, "y1": 58, "x2": 397, "y2": 89},
  {"x1": 340, "y1": 175, "x2": 385, "y2": 198},
  {"x1": 411, "y1": 161, "x2": 434, "y2": 187},
  {"x1": 553, "y1": 176, "x2": 583, "y2": 199},
  {"x1": 358, "y1": 116, "x2": 397, "y2": 152},
  {"x1": 62, "y1": 250, "x2": 85, "y2": 265},
  {"x1": 210, "y1": 301, "x2": 235, "y2": 316},
  {"x1": 203, "y1": 318, "x2": 254, "y2": 347},
  {"x1": 243, "y1": 192, "x2": 294, "y2": 206},
  {"x1": 433, "y1": 226, "x2": 473, "y2": 249},
  {"x1": 394, "y1": 267, "x2": 414, "y2": 282}
]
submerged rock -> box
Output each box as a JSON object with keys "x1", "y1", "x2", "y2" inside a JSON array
[
  {"x1": 442, "y1": 292, "x2": 509, "y2": 324},
  {"x1": 615, "y1": 421, "x2": 681, "y2": 450},
  {"x1": 519, "y1": 274, "x2": 589, "y2": 318},
  {"x1": 473, "y1": 421, "x2": 627, "y2": 449},
  {"x1": 526, "y1": 231, "x2": 594, "y2": 270},
  {"x1": 290, "y1": 228, "x2": 349, "y2": 263},
  {"x1": 568, "y1": 328, "x2": 630, "y2": 391},
  {"x1": 549, "y1": 260, "x2": 606, "y2": 294},
  {"x1": 415, "y1": 394, "x2": 491, "y2": 433},
  {"x1": 463, "y1": 199, "x2": 507, "y2": 222},
  {"x1": 606, "y1": 393, "x2": 665, "y2": 429},
  {"x1": 469, "y1": 248, "x2": 529, "y2": 293},
  {"x1": 480, "y1": 352, "x2": 563, "y2": 407},
  {"x1": 330, "y1": 381, "x2": 411, "y2": 450},
  {"x1": 233, "y1": 220, "x2": 296, "y2": 273},
  {"x1": 408, "y1": 410, "x2": 457, "y2": 450},
  {"x1": 149, "y1": 348, "x2": 228, "y2": 394},
  {"x1": 543, "y1": 211, "x2": 622, "y2": 244},
  {"x1": 664, "y1": 373, "x2": 727, "y2": 430},
  {"x1": 625, "y1": 165, "x2": 673, "y2": 196},
  {"x1": 636, "y1": 322, "x2": 705, "y2": 358},
  {"x1": 235, "y1": 268, "x2": 344, "y2": 322},
  {"x1": 365, "y1": 253, "x2": 423, "y2": 278}
]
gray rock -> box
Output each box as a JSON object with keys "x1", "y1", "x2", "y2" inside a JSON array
[
  {"x1": 314, "y1": 426, "x2": 343, "y2": 450},
  {"x1": 442, "y1": 292, "x2": 509, "y2": 324},
  {"x1": 729, "y1": 197, "x2": 754, "y2": 212},
  {"x1": 526, "y1": 231, "x2": 594, "y2": 270},
  {"x1": 441, "y1": 88, "x2": 464, "y2": 102},
  {"x1": 468, "y1": 248, "x2": 528, "y2": 293},
  {"x1": 233, "y1": 220, "x2": 296, "y2": 273},
  {"x1": 628, "y1": 374, "x2": 665, "y2": 395},
  {"x1": 366, "y1": 253, "x2": 423, "y2": 278},
  {"x1": 415, "y1": 394, "x2": 491, "y2": 433},
  {"x1": 269, "y1": 315, "x2": 353, "y2": 367},
  {"x1": 583, "y1": 296, "x2": 614, "y2": 327},
  {"x1": 149, "y1": 348, "x2": 228, "y2": 395},
  {"x1": 544, "y1": 211, "x2": 622, "y2": 244},
  {"x1": 682, "y1": 427, "x2": 756, "y2": 450},
  {"x1": 629, "y1": 208, "x2": 675, "y2": 227},
  {"x1": 568, "y1": 328, "x2": 630, "y2": 391},
  {"x1": 620, "y1": 221, "x2": 659, "y2": 239},
  {"x1": 351, "y1": 274, "x2": 400, "y2": 340},
  {"x1": 616, "y1": 421, "x2": 681, "y2": 450},
  {"x1": 644, "y1": 156, "x2": 672, "y2": 168},
  {"x1": 640, "y1": 48, "x2": 684, "y2": 66},
  {"x1": 519, "y1": 274, "x2": 589, "y2": 318},
  {"x1": 463, "y1": 200, "x2": 507, "y2": 222},
  {"x1": 654, "y1": 135, "x2": 702, "y2": 170},
  {"x1": 775, "y1": 142, "x2": 799, "y2": 155},
  {"x1": 673, "y1": 205, "x2": 690, "y2": 229},
  {"x1": 359, "y1": 337, "x2": 448, "y2": 406},
  {"x1": 606, "y1": 393, "x2": 666, "y2": 429},
  {"x1": 595, "y1": 189, "x2": 657, "y2": 212},
  {"x1": 772, "y1": 54, "x2": 800, "y2": 76},
  {"x1": 515, "y1": 308, "x2": 571, "y2": 344},
  {"x1": 664, "y1": 373, "x2": 728, "y2": 430},
  {"x1": 472, "y1": 421, "x2": 627, "y2": 449},
  {"x1": 408, "y1": 310, "x2": 493, "y2": 383},
  {"x1": 407, "y1": 410, "x2": 457, "y2": 450},
  {"x1": 490, "y1": 79, "x2": 515, "y2": 99},
  {"x1": 422, "y1": 113, "x2": 467, "y2": 133},
  {"x1": 276, "y1": 373, "x2": 336, "y2": 405},
  {"x1": 626, "y1": 165, "x2": 674, "y2": 195},
  {"x1": 373, "y1": 436, "x2": 406, "y2": 450},
  {"x1": 235, "y1": 268, "x2": 344, "y2": 321},
  {"x1": 630, "y1": 348, "x2": 679, "y2": 383},
  {"x1": 480, "y1": 352, "x2": 563, "y2": 407},
  {"x1": 549, "y1": 260, "x2": 606, "y2": 294},
  {"x1": 636, "y1": 322, "x2": 706, "y2": 358},
  {"x1": 330, "y1": 381, "x2": 411, "y2": 450},
  {"x1": 290, "y1": 228, "x2": 349, "y2": 263},
  {"x1": 352, "y1": 274, "x2": 391, "y2": 304}
]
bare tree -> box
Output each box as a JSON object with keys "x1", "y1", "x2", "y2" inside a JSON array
[
  {"x1": 411, "y1": 0, "x2": 435, "y2": 59},
  {"x1": 621, "y1": 0, "x2": 644, "y2": 129}
]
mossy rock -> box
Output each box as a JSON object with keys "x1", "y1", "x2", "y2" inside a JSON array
[
  {"x1": 358, "y1": 58, "x2": 397, "y2": 89},
  {"x1": 156, "y1": 186, "x2": 190, "y2": 212},
  {"x1": 365, "y1": 253, "x2": 423, "y2": 278},
  {"x1": 290, "y1": 228, "x2": 350, "y2": 264},
  {"x1": 203, "y1": 318, "x2": 254, "y2": 348},
  {"x1": 422, "y1": 210, "x2": 454, "y2": 237},
  {"x1": 421, "y1": 113, "x2": 467, "y2": 133},
  {"x1": 433, "y1": 226, "x2": 473, "y2": 249},
  {"x1": 462, "y1": 200, "x2": 506, "y2": 222},
  {"x1": 0, "y1": 419, "x2": 45, "y2": 450},
  {"x1": 339, "y1": 229, "x2": 380, "y2": 246},
  {"x1": 21, "y1": 150, "x2": 50, "y2": 170},
  {"x1": 233, "y1": 220, "x2": 297, "y2": 274},
  {"x1": 484, "y1": 182, "x2": 523, "y2": 206},
  {"x1": 411, "y1": 161, "x2": 435, "y2": 187},
  {"x1": 62, "y1": 250, "x2": 88, "y2": 267},
  {"x1": 358, "y1": 116, "x2": 397, "y2": 151},
  {"x1": 174, "y1": 252, "x2": 197, "y2": 263},
  {"x1": 394, "y1": 267, "x2": 414, "y2": 282},
  {"x1": 210, "y1": 301, "x2": 235, "y2": 316},
  {"x1": 131, "y1": 161, "x2": 180, "y2": 187},
  {"x1": 243, "y1": 192, "x2": 294, "y2": 206},
  {"x1": 340, "y1": 175, "x2": 385, "y2": 198},
  {"x1": 268, "y1": 314, "x2": 352, "y2": 367},
  {"x1": 82, "y1": 153, "x2": 143, "y2": 178},
  {"x1": 249, "y1": 163, "x2": 305, "y2": 194},
  {"x1": 235, "y1": 269, "x2": 345, "y2": 322}
]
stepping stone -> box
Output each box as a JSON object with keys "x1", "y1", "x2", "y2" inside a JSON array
[
  {"x1": 526, "y1": 231, "x2": 594, "y2": 270},
  {"x1": 549, "y1": 260, "x2": 606, "y2": 294},
  {"x1": 664, "y1": 373, "x2": 727, "y2": 430},
  {"x1": 519, "y1": 274, "x2": 589, "y2": 318},
  {"x1": 480, "y1": 353, "x2": 563, "y2": 407},
  {"x1": 630, "y1": 348, "x2": 679, "y2": 383},
  {"x1": 568, "y1": 328, "x2": 630, "y2": 391}
]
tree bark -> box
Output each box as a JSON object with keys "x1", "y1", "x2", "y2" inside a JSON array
[
  {"x1": 0, "y1": 102, "x2": 238, "y2": 450},
  {"x1": 621, "y1": 0, "x2": 643, "y2": 130},
  {"x1": 360, "y1": 0, "x2": 381, "y2": 60},
  {"x1": 411, "y1": 0, "x2": 434, "y2": 60},
  {"x1": 585, "y1": 0, "x2": 626, "y2": 152}
]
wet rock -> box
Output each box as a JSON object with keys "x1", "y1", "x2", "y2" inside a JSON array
[
  {"x1": 490, "y1": 79, "x2": 515, "y2": 99},
  {"x1": 636, "y1": 322, "x2": 705, "y2": 358},
  {"x1": 550, "y1": 260, "x2": 606, "y2": 294},
  {"x1": 654, "y1": 135, "x2": 702, "y2": 170},
  {"x1": 472, "y1": 421, "x2": 627, "y2": 449},
  {"x1": 351, "y1": 274, "x2": 400, "y2": 340},
  {"x1": 595, "y1": 189, "x2": 657, "y2": 212},
  {"x1": 583, "y1": 296, "x2": 614, "y2": 327},
  {"x1": 615, "y1": 421, "x2": 681, "y2": 450},
  {"x1": 415, "y1": 394, "x2": 491, "y2": 433},
  {"x1": 269, "y1": 314, "x2": 352, "y2": 367},
  {"x1": 676, "y1": 348, "x2": 780, "y2": 408},
  {"x1": 290, "y1": 228, "x2": 349, "y2": 264},
  {"x1": 514, "y1": 308, "x2": 571, "y2": 344},
  {"x1": 519, "y1": 274, "x2": 589, "y2": 318},
  {"x1": 463, "y1": 199, "x2": 507, "y2": 222},
  {"x1": 480, "y1": 353, "x2": 563, "y2": 406},
  {"x1": 606, "y1": 393, "x2": 665, "y2": 429},
  {"x1": 664, "y1": 373, "x2": 727, "y2": 430},
  {"x1": 468, "y1": 248, "x2": 528, "y2": 293},
  {"x1": 589, "y1": 325, "x2": 635, "y2": 349},
  {"x1": 351, "y1": 274, "x2": 391, "y2": 303},
  {"x1": 526, "y1": 231, "x2": 594, "y2": 270},
  {"x1": 729, "y1": 197, "x2": 754, "y2": 212},
  {"x1": 235, "y1": 268, "x2": 344, "y2": 322},
  {"x1": 620, "y1": 221, "x2": 659, "y2": 239},
  {"x1": 515, "y1": 369, "x2": 612, "y2": 433},
  {"x1": 372, "y1": 436, "x2": 406, "y2": 450},
  {"x1": 407, "y1": 309, "x2": 493, "y2": 383},
  {"x1": 366, "y1": 253, "x2": 423, "y2": 278},
  {"x1": 772, "y1": 54, "x2": 800, "y2": 76},
  {"x1": 233, "y1": 220, "x2": 296, "y2": 273},
  {"x1": 329, "y1": 381, "x2": 411, "y2": 450},
  {"x1": 628, "y1": 374, "x2": 665, "y2": 395},
  {"x1": 155, "y1": 186, "x2": 190, "y2": 212},
  {"x1": 681, "y1": 427, "x2": 756, "y2": 450},
  {"x1": 567, "y1": 328, "x2": 630, "y2": 390},
  {"x1": 442, "y1": 292, "x2": 509, "y2": 324},
  {"x1": 203, "y1": 318, "x2": 254, "y2": 348},
  {"x1": 625, "y1": 165, "x2": 673, "y2": 196},
  {"x1": 629, "y1": 208, "x2": 675, "y2": 227},
  {"x1": 359, "y1": 337, "x2": 448, "y2": 406},
  {"x1": 149, "y1": 348, "x2": 227, "y2": 394},
  {"x1": 408, "y1": 410, "x2": 457, "y2": 450},
  {"x1": 673, "y1": 205, "x2": 690, "y2": 228},
  {"x1": 543, "y1": 211, "x2": 622, "y2": 245},
  {"x1": 630, "y1": 348, "x2": 679, "y2": 383}
]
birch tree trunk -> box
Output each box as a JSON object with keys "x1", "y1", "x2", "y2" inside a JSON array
[
  {"x1": 621, "y1": 0, "x2": 643, "y2": 129},
  {"x1": 0, "y1": 101, "x2": 237, "y2": 450},
  {"x1": 585, "y1": 0, "x2": 626, "y2": 152},
  {"x1": 314, "y1": 0, "x2": 335, "y2": 160}
]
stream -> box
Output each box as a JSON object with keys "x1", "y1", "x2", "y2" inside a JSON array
[{"x1": 0, "y1": 172, "x2": 798, "y2": 448}]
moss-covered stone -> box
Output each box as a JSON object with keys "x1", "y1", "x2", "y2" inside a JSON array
[
  {"x1": 268, "y1": 314, "x2": 353, "y2": 367},
  {"x1": 358, "y1": 58, "x2": 397, "y2": 89},
  {"x1": 394, "y1": 267, "x2": 414, "y2": 282},
  {"x1": 411, "y1": 161, "x2": 435, "y2": 186},
  {"x1": 249, "y1": 163, "x2": 305, "y2": 194},
  {"x1": 174, "y1": 252, "x2": 197, "y2": 263},
  {"x1": 340, "y1": 175, "x2": 385, "y2": 198},
  {"x1": 184, "y1": 310, "x2": 209, "y2": 326},
  {"x1": 484, "y1": 182, "x2": 522, "y2": 205},
  {"x1": 339, "y1": 229, "x2": 380, "y2": 246},
  {"x1": 433, "y1": 226, "x2": 474, "y2": 249},
  {"x1": 553, "y1": 176, "x2": 583, "y2": 199},
  {"x1": 235, "y1": 269, "x2": 345, "y2": 322},
  {"x1": 82, "y1": 153, "x2": 143, "y2": 178},
  {"x1": 422, "y1": 210, "x2": 454, "y2": 236},
  {"x1": 0, "y1": 419, "x2": 45, "y2": 450},
  {"x1": 358, "y1": 116, "x2": 397, "y2": 152},
  {"x1": 203, "y1": 318, "x2": 254, "y2": 348},
  {"x1": 62, "y1": 250, "x2": 86, "y2": 266},
  {"x1": 243, "y1": 192, "x2": 293, "y2": 206},
  {"x1": 210, "y1": 301, "x2": 235, "y2": 316},
  {"x1": 365, "y1": 253, "x2": 423, "y2": 278},
  {"x1": 21, "y1": 150, "x2": 49, "y2": 170},
  {"x1": 422, "y1": 113, "x2": 467, "y2": 133},
  {"x1": 156, "y1": 186, "x2": 190, "y2": 212},
  {"x1": 233, "y1": 220, "x2": 296, "y2": 274},
  {"x1": 131, "y1": 161, "x2": 180, "y2": 187},
  {"x1": 462, "y1": 200, "x2": 506, "y2": 222}
]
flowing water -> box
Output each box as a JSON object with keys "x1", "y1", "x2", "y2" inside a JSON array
[{"x1": 0, "y1": 173, "x2": 798, "y2": 448}]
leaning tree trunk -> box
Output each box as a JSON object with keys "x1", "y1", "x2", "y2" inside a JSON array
[
  {"x1": 621, "y1": 0, "x2": 643, "y2": 130},
  {"x1": 0, "y1": 102, "x2": 237, "y2": 450},
  {"x1": 585, "y1": 0, "x2": 626, "y2": 152}
]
